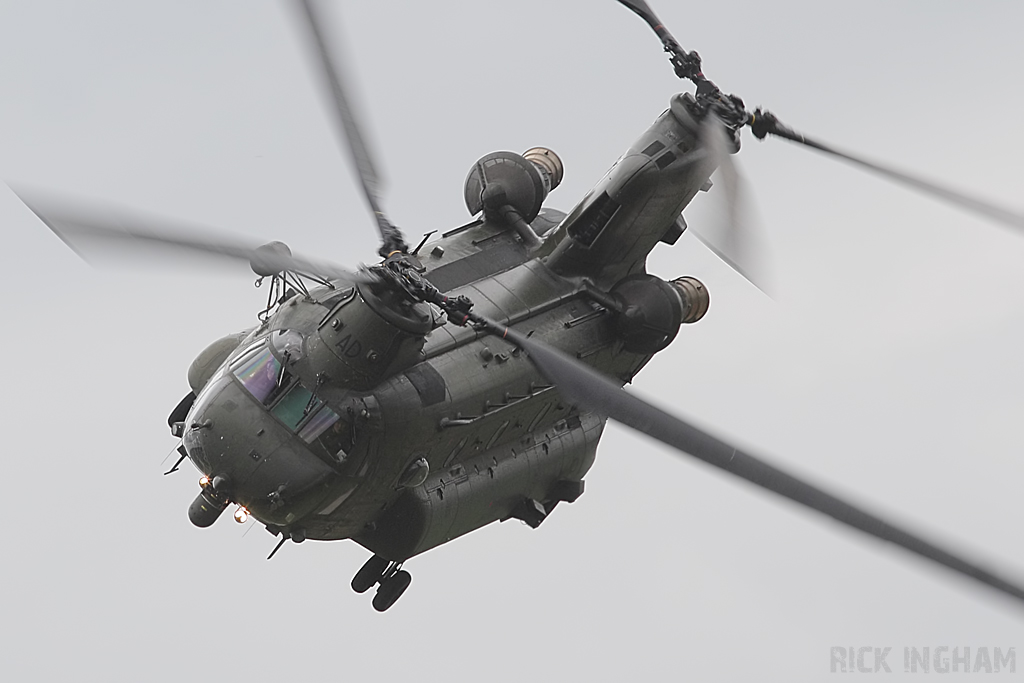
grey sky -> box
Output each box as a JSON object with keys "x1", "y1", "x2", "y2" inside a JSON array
[{"x1": 2, "y1": 1, "x2": 1023, "y2": 680}]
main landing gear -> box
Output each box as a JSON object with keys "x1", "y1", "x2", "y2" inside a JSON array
[{"x1": 351, "y1": 554, "x2": 412, "y2": 612}]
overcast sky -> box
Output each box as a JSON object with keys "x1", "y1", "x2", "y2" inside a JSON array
[{"x1": 2, "y1": 1, "x2": 1024, "y2": 680}]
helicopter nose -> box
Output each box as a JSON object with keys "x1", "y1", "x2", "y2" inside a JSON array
[
  {"x1": 183, "y1": 376, "x2": 279, "y2": 491},
  {"x1": 181, "y1": 372, "x2": 334, "y2": 527}
]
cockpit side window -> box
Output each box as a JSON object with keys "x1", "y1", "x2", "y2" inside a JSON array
[{"x1": 298, "y1": 404, "x2": 355, "y2": 461}]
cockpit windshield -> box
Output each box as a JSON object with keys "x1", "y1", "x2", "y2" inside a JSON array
[
  {"x1": 270, "y1": 381, "x2": 318, "y2": 429},
  {"x1": 230, "y1": 340, "x2": 354, "y2": 462},
  {"x1": 232, "y1": 344, "x2": 283, "y2": 404}
]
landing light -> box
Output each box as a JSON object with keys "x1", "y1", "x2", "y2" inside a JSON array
[
  {"x1": 233, "y1": 506, "x2": 250, "y2": 524},
  {"x1": 199, "y1": 475, "x2": 211, "y2": 489}
]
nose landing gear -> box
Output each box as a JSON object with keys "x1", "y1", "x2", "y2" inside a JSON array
[{"x1": 351, "y1": 554, "x2": 412, "y2": 612}]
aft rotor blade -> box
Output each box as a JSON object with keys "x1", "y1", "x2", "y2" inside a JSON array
[
  {"x1": 751, "y1": 111, "x2": 1024, "y2": 233},
  {"x1": 13, "y1": 188, "x2": 371, "y2": 284},
  {"x1": 617, "y1": 0, "x2": 680, "y2": 50},
  {"x1": 292, "y1": 0, "x2": 407, "y2": 256},
  {"x1": 693, "y1": 116, "x2": 772, "y2": 294},
  {"x1": 477, "y1": 316, "x2": 1024, "y2": 605}
]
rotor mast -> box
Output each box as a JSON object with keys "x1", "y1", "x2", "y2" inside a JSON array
[
  {"x1": 617, "y1": 0, "x2": 1024, "y2": 233},
  {"x1": 617, "y1": 0, "x2": 749, "y2": 130}
]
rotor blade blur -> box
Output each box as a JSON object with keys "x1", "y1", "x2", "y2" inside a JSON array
[
  {"x1": 693, "y1": 116, "x2": 772, "y2": 294},
  {"x1": 755, "y1": 116, "x2": 1024, "y2": 233},
  {"x1": 481, "y1": 318, "x2": 1024, "y2": 605},
  {"x1": 13, "y1": 188, "x2": 370, "y2": 284},
  {"x1": 292, "y1": 0, "x2": 407, "y2": 256}
]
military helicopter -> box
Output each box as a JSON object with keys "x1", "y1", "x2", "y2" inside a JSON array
[{"x1": 13, "y1": 0, "x2": 1024, "y2": 618}]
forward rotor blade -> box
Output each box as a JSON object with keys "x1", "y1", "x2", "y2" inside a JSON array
[
  {"x1": 752, "y1": 112, "x2": 1024, "y2": 233},
  {"x1": 13, "y1": 188, "x2": 370, "y2": 284},
  {"x1": 477, "y1": 316, "x2": 1024, "y2": 605},
  {"x1": 292, "y1": 0, "x2": 407, "y2": 256},
  {"x1": 693, "y1": 116, "x2": 772, "y2": 294}
]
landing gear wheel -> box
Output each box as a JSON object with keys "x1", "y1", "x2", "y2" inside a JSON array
[
  {"x1": 351, "y1": 555, "x2": 390, "y2": 594},
  {"x1": 372, "y1": 569, "x2": 412, "y2": 612}
]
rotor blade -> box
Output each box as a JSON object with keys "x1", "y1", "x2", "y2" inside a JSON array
[
  {"x1": 476, "y1": 316, "x2": 1024, "y2": 605},
  {"x1": 617, "y1": 0, "x2": 679, "y2": 48},
  {"x1": 751, "y1": 111, "x2": 1024, "y2": 233},
  {"x1": 12, "y1": 187, "x2": 371, "y2": 284},
  {"x1": 292, "y1": 0, "x2": 407, "y2": 256},
  {"x1": 693, "y1": 116, "x2": 772, "y2": 294}
]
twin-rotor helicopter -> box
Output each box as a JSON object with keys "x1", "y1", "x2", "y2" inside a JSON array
[{"x1": 16, "y1": 0, "x2": 1024, "y2": 613}]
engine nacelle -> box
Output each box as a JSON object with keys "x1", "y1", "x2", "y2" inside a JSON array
[
  {"x1": 611, "y1": 274, "x2": 709, "y2": 353},
  {"x1": 464, "y1": 147, "x2": 563, "y2": 223}
]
